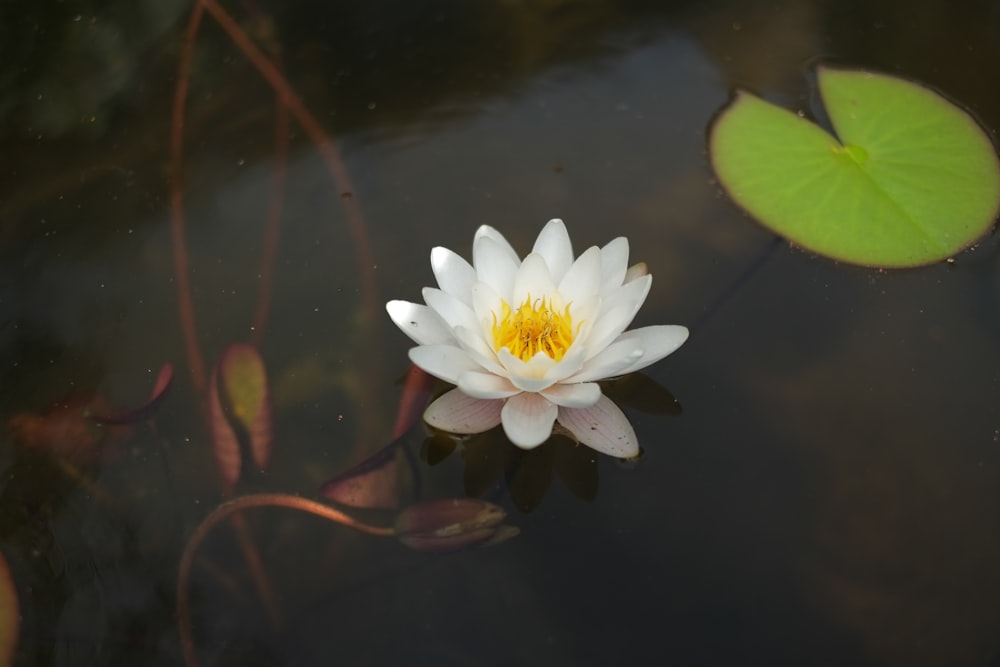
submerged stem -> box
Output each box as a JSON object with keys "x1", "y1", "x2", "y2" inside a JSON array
[
  {"x1": 169, "y1": 1, "x2": 207, "y2": 395},
  {"x1": 176, "y1": 493, "x2": 394, "y2": 667}
]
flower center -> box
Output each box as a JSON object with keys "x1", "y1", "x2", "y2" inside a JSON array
[{"x1": 491, "y1": 295, "x2": 574, "y2": 362}]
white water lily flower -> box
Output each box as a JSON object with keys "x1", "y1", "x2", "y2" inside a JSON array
[{"x1": 386, "y1": 219, "x2": 689, "y2": 457}]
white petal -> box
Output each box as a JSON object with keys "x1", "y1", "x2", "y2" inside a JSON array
[
  {"x1": 424, "y1": 388, "x2": 503, "y2": 434},
  {"x1": 557, "y1": 245, "x2": 603, "y2": 306},
  {"x1": 531, "y1": 219, "x2": 574, "y2": 283},
  {"x1": 497, "y1": 348, "x2": 557, "y2": 391},
  {"x1": 471, "y1": 280, "x2": 504, "y2": 337},
  {"x1": 624, "y1": 262, "x2": 648, "y2": 283},
  {"x1": 431, "y1": 247, "x2": 475, "y2": 305},
  {"x1": 557, "y1": 395, "x2": 638, "y2": 458},
  {"x1": 538, "y1": 343, "x2": 587, "y2": 384},
  {"x1": 474, "y1": 225, "x2": 520, "y2": 263},
  {"x1": 541, "y1": 382, "x2": 601, "y2": 408},
  {"x1": 385, "y1": 301, "x2": 454, "y2": 346},
  {"x1": 512, "y1": 253, "x2": 555, "y2": 305},
  {"x1": 599, "y1": 237, "x2": 629, "y2": 292},
  {"x1": 567, "y1": 339, "x2": 644, "y2": 383},
  {"x1": 453, "y1": 325, "x2": 505, "y2": 375},
  {"x1": 473, "y1": 236, "x2": 520, "y2": 298},
  {"x1": 609, "y1": 325, "x2": 690, "y2": 376},
  {"x1": 409, "y1": 345, "x2": 481, "y2": 384},
  {"x1": 567, "y1": 293, "x2": 600, "y2": 327},
  {"x1": 423, "y1": 287, "x2": 479, "y2": 333},
  {"x1": 584, "y1": 275, "x2": 652, "y2": 358},
  {"x1": 581, "y1": 299, "x2": 644, "y2": 361},
  {"x1": 596, "y1": 272, "x2": 651, "y2": 319},
  {"x1": 458, "y1": 370, "x2": 520, "y2": 399},
  {"x1": 501, "y1": 392, "x2": 558, "y2": 449}
]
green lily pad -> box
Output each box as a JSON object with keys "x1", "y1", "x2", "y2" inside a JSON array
[{"x1": 709, "y1": 67, "x2": 1000, "y2": 267}]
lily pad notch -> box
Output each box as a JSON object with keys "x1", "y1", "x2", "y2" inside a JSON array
[{"x1": 709, "y1": 66, "x2": 1000, "y2": 268}]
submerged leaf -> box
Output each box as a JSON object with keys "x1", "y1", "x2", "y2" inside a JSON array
[
  {"x1": 219, "y1": 344, "x2": 273, "y2": 472},
  {"x1": 710, "y1": 66, "x2": 1000, "y2": 267},
  {"x1": 0, "y1": 550, "x2": 18, "y2": 665},
  {"x1": 209, "y1": 367, "x2": 241, "y2": 491},
  {"x1": 320, "y1": 421, "x2": 422, "y2": 510},
  {"x1": 8, "y1": 395, "x2": 131, "y2": 465},
  {"x1": 93, "y1": 363, "x2": 174, "y2": 425},
  {"x1": 210, "y1": 343, "x2": 274, "y2": 491}
]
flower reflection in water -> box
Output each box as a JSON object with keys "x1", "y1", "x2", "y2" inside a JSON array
[{"x1": 420, "y1": 372, "x2": 683, "y2": 512}]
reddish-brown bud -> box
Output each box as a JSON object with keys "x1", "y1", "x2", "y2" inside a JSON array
[{"x1": 394, "y1": 498, "x2": 518, "y2": 552}]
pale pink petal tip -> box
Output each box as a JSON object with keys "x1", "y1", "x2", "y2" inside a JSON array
[
  {"x1": 423, "y1": 388, "x2": 503, "y2": 434},
  {"x1": 557, "y1": 394, "x2": 639, "y2": 458}
]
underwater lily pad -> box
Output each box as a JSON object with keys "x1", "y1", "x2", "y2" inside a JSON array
[
  {"x1": 93, "y1": 363, "x2": 174, "y2": 425},
  {"x1": 710, "y1": 66, "x2": 1000, "y2": 267},
  {"x1": 210, "y1": 343, "x2": 273, "y2": 490}
]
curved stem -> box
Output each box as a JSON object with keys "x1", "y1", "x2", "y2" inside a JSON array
[
  {"x1": 169, "y1": 2, "x2": 208, "y2": 395},
  {"x1": 177, "y1": 493, "x2": 394, "y2": 667},
  {"x1": 197, "y1": 0, "x2": 384, "y2": 459},
  {"x1": 250, "y1": 95, "x2": 289, "y2": 347},
  {"x1": 197, "y1": 0, "x2": 378, "y2": 324}
]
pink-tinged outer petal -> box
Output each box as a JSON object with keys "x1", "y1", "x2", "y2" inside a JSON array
[
  {"x1": 501, "y1": 392, "x2": 558, "y2": 448},
  {"x1": 611, "y1": 325, "x2": 690, "y2": 376},
  {"x1": 423, "y1": 287, "x2": 479, "y2": 333},
  {"x1": 458, "y1": 371, "x2": 521, "y2": 399},
  {"x1": 409, "y1": 345, "x2": 481, "y2": 384},
  {"x1": 474, "y1": 235, "x2": 519, "y2": 298},
  {"x1": 557, "y1": 245, "x2": 603, "y2": 306},
  {"x1": 531, "y1": 219, "x2": 574, "y2": 283},
  {"x1": 511, "y1": 252, "x2": 556, "y2": 305},
  {"x1": 558, "y1": 394, "x2": 639, "y2": 458},
  {"x1": 567, "y1": 339, "x2": 644, "y2": 383},
  {"x1": 541, "y1": 381, "x2": 601, "y2": 408},
  {"x1": 599, "y1": 237, "x2": 629, "y2": 292},
  {"x1": 431, "y1": 246, "x2": 476, "y2": 305},
  {"x1": 386, "y1": 300, "x2": 454, "y2": 346},
  {"x1": 424, "y1": 388, "x2": 503, "y2": 434}
]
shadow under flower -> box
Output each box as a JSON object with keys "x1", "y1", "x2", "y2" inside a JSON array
[
  {"x1": 321, "y1": 372, "x2": 681, "y2": 514},
  {"x1": 424, "y1": 372, "x2": 681, "y2": 512}
]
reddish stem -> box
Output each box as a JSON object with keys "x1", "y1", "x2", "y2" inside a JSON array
[
  {"x1": 177, "y1": 493, "x2": 393, "y2": 667},
  {"x1": 198, "y1": 0, "x2": 383, "y2": 458},
  {"x1": 391, "y1": 365, "x2": 435, "y2": 439},
  {"x1": 197, "y1": 0, "x2": 379, "y2": 324},
  {"x1": 250, "y1": 62, "x2": 290, "y2": 346},
  {"x1": 169, "y1": 2, "x2": 208, "y2": 395}
]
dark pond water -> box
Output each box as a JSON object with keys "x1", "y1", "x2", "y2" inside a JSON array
[{"x1": 2, "y1": 0, "x2": 1000, "y2": 665}]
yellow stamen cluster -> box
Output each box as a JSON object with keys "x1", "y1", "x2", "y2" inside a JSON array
[{"x1": 491, "y1": 295, "x2": 574, "y2": 361}]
